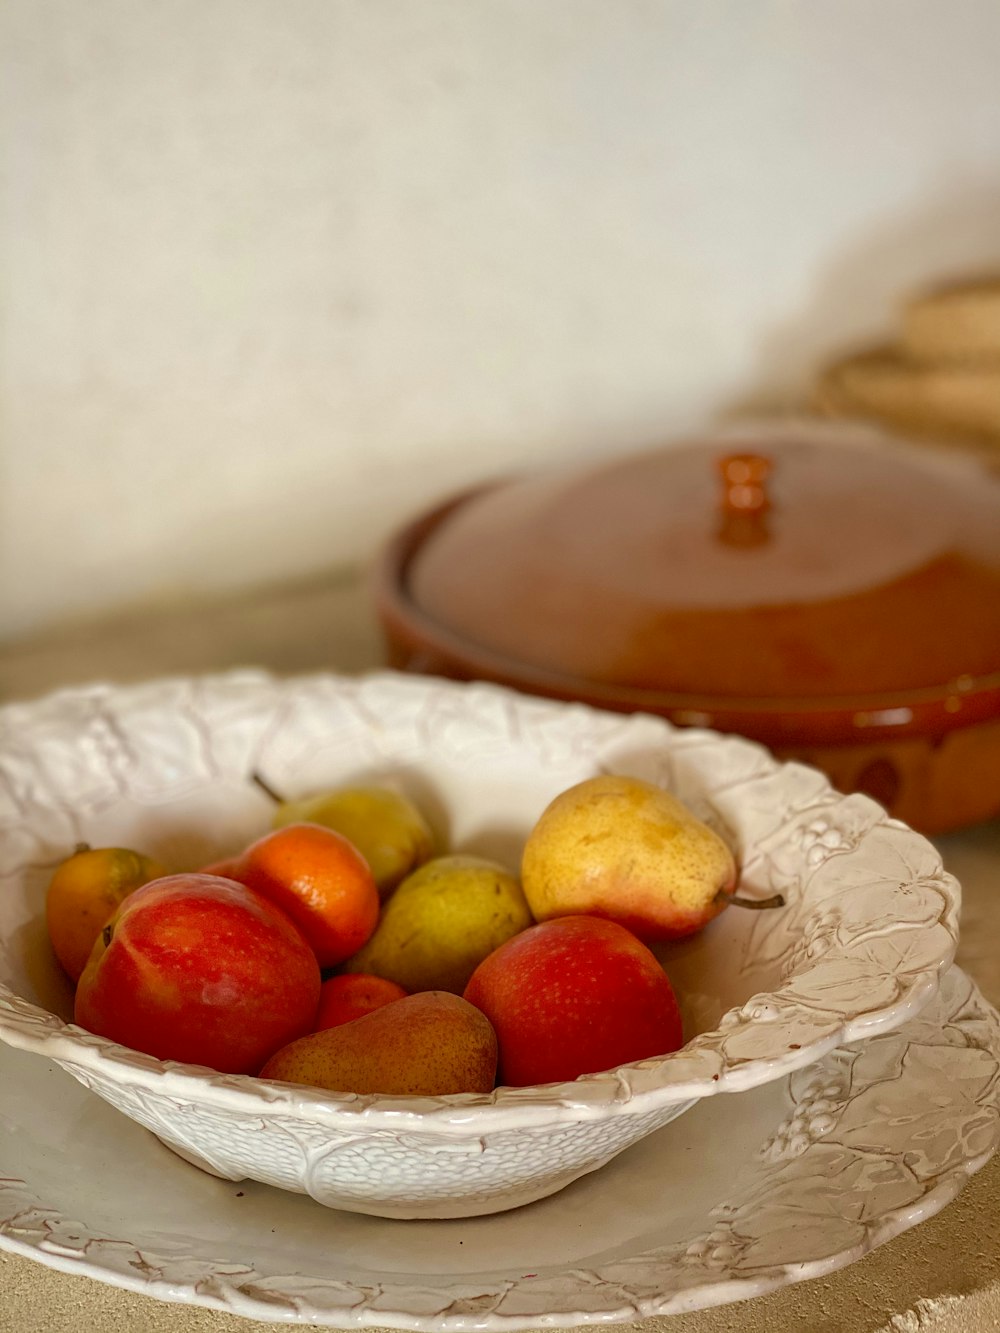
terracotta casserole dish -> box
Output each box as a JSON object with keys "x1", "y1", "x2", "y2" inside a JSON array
[{"x1": 374, "y1": 420, "x2": 1000, "y2": 833}]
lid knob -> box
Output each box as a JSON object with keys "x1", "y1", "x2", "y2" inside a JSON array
[{"x1": 717, "y1": 451, "x2": 773, "y2": 546}]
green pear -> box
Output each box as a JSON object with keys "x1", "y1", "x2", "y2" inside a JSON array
[
  {"x1": 342, "y1": 855, "x2": 534, "y2": 994},
  {"x1": 270, "y1": 785, "x2": 434, "y2": 898},
  {"x1": 259, "y1": 991, "x2": 498, "y2": 1096}
]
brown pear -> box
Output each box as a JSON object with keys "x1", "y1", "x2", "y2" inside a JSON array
[{"x1": 258, "y1": 991, "x2": 498, "y2": 1096}]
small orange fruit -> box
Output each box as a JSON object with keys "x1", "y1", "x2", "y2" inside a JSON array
[
  {"x1": 234, "y1": 822, "x2": 380, "y2": 969},
  {"x1": 315, "y1": 973, "x2": 407, "y2": 1030},
  {"x1": 46, "y1": 844, "x2": 166, "y2": 982}
]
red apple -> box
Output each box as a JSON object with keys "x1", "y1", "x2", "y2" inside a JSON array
[
  {"x1": 314, "y1": 973, "x2": 408, "y2": 1030},
  {"x1": 74, "y1": 873, "x2": 321, "y2": 1075},
  {"x1": 463, "y1": 915, "x2": 682, "y2": 1086}
]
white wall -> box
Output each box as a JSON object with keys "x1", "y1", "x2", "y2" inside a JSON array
[{"x1": 3, "y1": 0, "x2": 1000, "y2": 641}]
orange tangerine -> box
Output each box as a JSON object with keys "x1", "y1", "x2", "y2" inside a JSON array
[
  {"x1": 235, "y1": 822, "x2": 380, "y2": 969},
  {"x1": 46, "y1": 844, "x2": 166, "y2": 982}
]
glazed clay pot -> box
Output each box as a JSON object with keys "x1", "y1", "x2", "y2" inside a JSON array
[{"x1": 375, "y1": 421, "x2": 1000, "y2": 833}]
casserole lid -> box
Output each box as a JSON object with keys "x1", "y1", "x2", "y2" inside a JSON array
[{"x1": 404, "y1": 422, "x2": 1000, "y2": 706}]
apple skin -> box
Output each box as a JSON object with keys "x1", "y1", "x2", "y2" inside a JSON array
[
  {"x1": 521, "y1": 775, "x2": 738, "y2": 942},
  {"x1": 463, "y1": 915, "x2": 682, "y2": 1086},
  {"x1": 315, "y1": 973, "x2": 408, "y2": 1030},
  {"x1": 74, "y1": 874, "x2": 321, "y2": 1075}
]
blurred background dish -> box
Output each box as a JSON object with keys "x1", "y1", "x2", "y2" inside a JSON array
[
  {"x1": 903, "y1": 275, "x2": 1000, "y2": 365},
  {"x1": 377, "y1": 419, "x2": 1000, "y2": 834},
  {"x1": 815, "y1": 273, "x2": 1000, "y2": 455}
]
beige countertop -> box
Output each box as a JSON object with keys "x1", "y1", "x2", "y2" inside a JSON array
[{"x1": 1, "y1": 568, "x2": 999, "y2": 1333}]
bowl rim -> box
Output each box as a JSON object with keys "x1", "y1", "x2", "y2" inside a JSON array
[{"x1": 0, "y1": 668, "x2": 961, "y2": 1133}]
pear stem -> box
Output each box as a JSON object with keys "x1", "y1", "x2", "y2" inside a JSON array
[
  {"x1": 251, "y1": 771, "x2": 285, "y2": 805},
  {"x1": 727, "y1": 892, "x2": 785, "y2": 911}
]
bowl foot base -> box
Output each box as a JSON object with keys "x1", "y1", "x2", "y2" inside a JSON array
[
  {"x1": 155, "y1": 1134, "x2": 247, "y2": 1182},
  {"x1": 307, "y1": 1169, "x2": 597, "y2": 1219},
  {"x1": 154, "y1": 1130, "x2": 610, "y2": 1217}
]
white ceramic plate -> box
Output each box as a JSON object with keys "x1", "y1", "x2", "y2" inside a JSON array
[{"x1": 0, "y1": 966, "x2": 996, "y2": 1328}]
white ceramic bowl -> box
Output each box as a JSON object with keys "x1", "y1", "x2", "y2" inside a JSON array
[{"x1": 0, "y1": 671, "x2": 960, "y2": 1220}]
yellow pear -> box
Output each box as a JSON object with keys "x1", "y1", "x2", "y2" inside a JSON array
[
  {"x1": 342, "y1": 855, "x2": 533, "y2": 994},
  {"x1": 269, "y1": 784, "x2": 434, "y2": 898},
  {"x1": 258, "y1": 991, "x2": 497, "y2": 1096},
  {"x1": 521, "y1": 775, "x2": 738, "y2": 942}
]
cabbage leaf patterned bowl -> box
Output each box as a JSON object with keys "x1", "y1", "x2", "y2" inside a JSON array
[{"x1": 0, "y1": 671, "x2": 960, "y2": 1218}]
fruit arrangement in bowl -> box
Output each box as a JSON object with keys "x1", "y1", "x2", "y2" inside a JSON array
[
  {"x1": 62, "y1": 771, "x2": 742, "y2": 1091},
  {"x1": 0, "y1": 671, "x2": 960, "y2": 1219}
]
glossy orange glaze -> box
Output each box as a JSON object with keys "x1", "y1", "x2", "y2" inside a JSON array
[
  {"x1": 374, "y1": 429, "x2": 1000, "y2": 832},
  {"x1": 406, "y1": 439, "x2": 1000, "y2": 699}
]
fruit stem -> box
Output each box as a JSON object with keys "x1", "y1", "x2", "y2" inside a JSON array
[
  {"x1": 73, "y1": 841, "x2": 91, "y2": 856},
  {"x1": 727, "y1": 892, "x2": 785, "y2": 911},
  {"x1": 251, "y1": 771, "x2": 285, "y2": 805}
]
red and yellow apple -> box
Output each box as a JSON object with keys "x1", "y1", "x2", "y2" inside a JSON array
[
  {"x1": 74, "y1": 873, "x2": 321, "y2": 1074},
  {"x1": 463, "y1": 914, "x2": 683, "y2": 1086}
]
